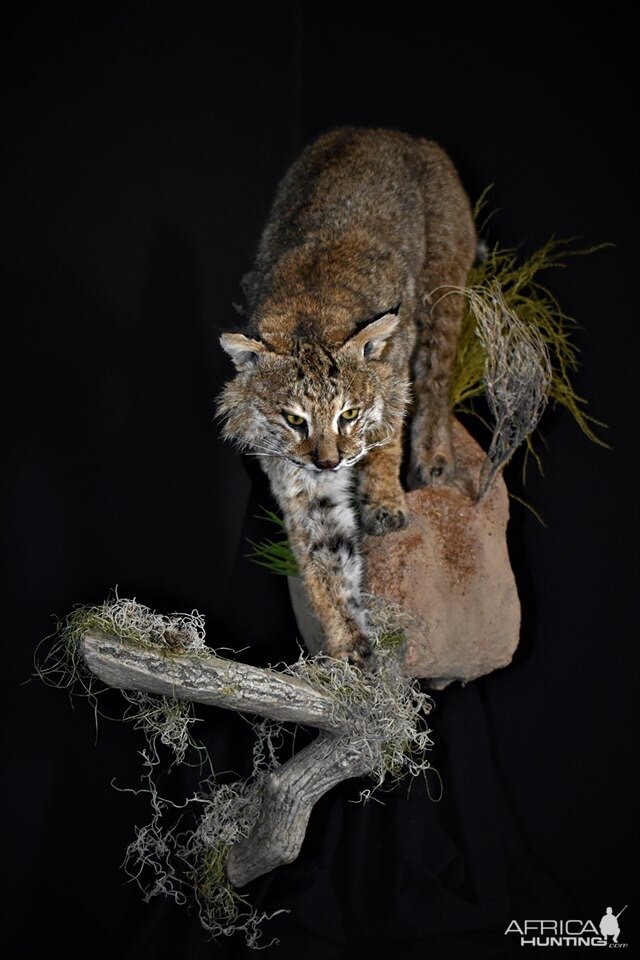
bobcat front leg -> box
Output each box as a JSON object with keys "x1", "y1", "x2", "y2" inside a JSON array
[
  {"x1": 264, "y1": 459, "x2": 369, "y2": 662},
  {"x1": 359, "y1": 429, "x2": 408, "y2": 536},
  {"x1": 295, "y1": 540, "x2": 369, "y2": 662}
]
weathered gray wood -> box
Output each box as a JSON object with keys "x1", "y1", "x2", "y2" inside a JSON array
[
  {"x1": 81, "y1": 630, "x2": 349, "y2": 735},
  {"x1": 80, "y1": 630, "x2": 377, "y2": 889},
  {"x1": 226, "y1": 733, "x2": 373, "y2": 887}
]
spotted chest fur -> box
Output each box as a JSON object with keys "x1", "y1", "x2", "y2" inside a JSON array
[{"x1": 217, "y1": 127, "x2": 476, "y2": 661}]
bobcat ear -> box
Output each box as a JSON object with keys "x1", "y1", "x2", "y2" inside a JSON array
[
  {"x1": 220, "y1": 332, "x2": 266, "y2": 370},
  {"x1": 344, "y1": 306, "x2": 401, "y2": 360}
]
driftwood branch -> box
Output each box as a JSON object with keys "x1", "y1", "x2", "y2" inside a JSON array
[
  {"x1": 80, "y1": 630, "x2": 375, "y2": 887},
  {"x1": 226, "y1": 733, "x2": 373, "y2": 886},
  {"x1": 81, "y1": 630, "x2": 348, "y2": 734}
]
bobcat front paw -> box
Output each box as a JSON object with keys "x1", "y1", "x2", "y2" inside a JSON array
[
  {"x1": 327, "y1": 627, "x2": 372, "y2": 666},
  {"x1": 361, "y1": 498, "x2": 409, "y2": 537},
  {"x1": 347, "y1": 634, "x2": 373, "y2": 668}
]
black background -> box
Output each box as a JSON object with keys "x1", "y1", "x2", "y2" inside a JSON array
[{"x1": 2, "y1": 3, "x2": 637, "y2": 958}]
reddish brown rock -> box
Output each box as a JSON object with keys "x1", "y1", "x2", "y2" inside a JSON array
[{"x1": 288, "y1": 420, "x2": 521, "y2": 689}]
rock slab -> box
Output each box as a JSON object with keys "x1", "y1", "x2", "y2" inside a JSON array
[{"x1": 288, "y1": 420, "x2": 521, "y2": 689}]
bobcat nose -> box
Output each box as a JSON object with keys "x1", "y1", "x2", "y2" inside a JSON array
[
  {"x1": 315, "y1": 438, "x2": 340, "y2": 470},
  {"x1": 315, "y1": 456, "x2": 340, "y2": 470}
]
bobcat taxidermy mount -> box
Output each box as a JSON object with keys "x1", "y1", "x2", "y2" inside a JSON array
[{"x1": 218, "y1": 127, "x2": 476, "y2": 663}]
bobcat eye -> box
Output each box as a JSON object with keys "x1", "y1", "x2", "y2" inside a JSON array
[
  {"x1": 340, "y1": 408, "x2": 360, "y2": 422},
  {"x1": 284, "y1": 412, "x2": 305, "y2": 427}
]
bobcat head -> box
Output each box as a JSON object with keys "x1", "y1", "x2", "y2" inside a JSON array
[{"x1": 217, "y1": 310, "x2": 410, "y2": 473}]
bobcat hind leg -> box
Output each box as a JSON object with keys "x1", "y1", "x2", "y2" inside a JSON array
[{"x1": 407, "y1": 139, "x2": 476, "y2": 490}]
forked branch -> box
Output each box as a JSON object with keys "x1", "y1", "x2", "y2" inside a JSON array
[{"x1": 80, "y1": 630, "x2": 382, "y2": 888}]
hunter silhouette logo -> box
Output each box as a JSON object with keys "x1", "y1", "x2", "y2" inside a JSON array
[
  {"x1": 505, "y1": 905, "x2": 629, "y2": 948},
  {"x1": 600, "y1": 906, "x2": 627, "y2": 944}
]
